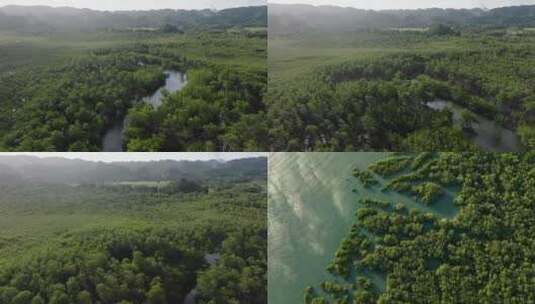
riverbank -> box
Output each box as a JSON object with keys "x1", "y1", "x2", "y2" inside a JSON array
[{"x1": 102, "y1": 70, "x2": 187, "y2": 152}]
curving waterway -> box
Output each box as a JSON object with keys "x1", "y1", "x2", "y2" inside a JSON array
[
  {"x1": 426, "y1": 100, "x2": 522, "y2": 152},
  {"x1": 268, "y1": 153, "x2": 459, "y2": 303},
  {"x1": 183, "y1": 253, "x2": 220, "y2": 304},
  {"x1": 102, "y1": 71, "x2": 187, "y2": 152}
]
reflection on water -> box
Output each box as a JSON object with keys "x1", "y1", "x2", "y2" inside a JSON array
[
  {"x1": 268, "y1": 153, "x2": 459, "y2": 304},
  {"x1": 144, "y1": 71, "x2": 188, "y2": 109},
  {"x1": 102, "y1": 70, "x2": 187, "y2": 152},
  {"x1": 427, "y1": 100, "x2": 522, "y2": 152}
]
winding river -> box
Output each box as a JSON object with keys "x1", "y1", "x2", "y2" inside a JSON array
[
  {"x1": 426, "y1": 100, "x2": 522, "y2": 152},
  {"x1": 183, "y1": 253, "x2": 220, "y2": 304},
  {"x1": 102, "y1": 71, "x2": 187, "y2": 152}
]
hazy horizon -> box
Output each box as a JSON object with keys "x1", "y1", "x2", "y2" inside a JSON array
[
  {"x1": 0, "y1": 0, "x2": 266, "y2": 11},
  {"x1": 269, "y1": 0, "x2": 535, "y2": 10},
  {"x1": 0, "y1": 153, "x2": 267, "y2": 163}
]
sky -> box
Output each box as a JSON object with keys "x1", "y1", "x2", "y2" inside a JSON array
[
  {"x1": 269, "y1": 0, "x2": 535, "y2": 10},
  {"x1": 0, "y1": 152, "x2": 267, "y2": 163},
  {"x1": 0, "y1": 0, "x2": 266, "y2": 11}
]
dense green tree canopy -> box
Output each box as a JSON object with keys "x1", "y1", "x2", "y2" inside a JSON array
[
  {"x1": 0, "y1": 157, "x2": 267, "y2": 304},
  {"x1": 0, "y1": 28, "x2": 266, "y2": 151},
  {"x1": 268, "y1": 28, "x2": 535, "y2": 151},
  {"x1": 306, "y1": 152, "x2": 535, "y2": 303}
]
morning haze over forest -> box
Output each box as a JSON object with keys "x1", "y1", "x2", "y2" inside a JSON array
[
  {"x1": 269, "y1": 0, "x2": 535, "y2": 9},
  {"x1": 2, "y1": 0, "x2": 535, "y2": 304},
  {"x1": 0, "y1": 0, "x2": 266, "y2": 10},
  {"x1": 0, "y1": 0, "x2": 267, "y2": 152}
]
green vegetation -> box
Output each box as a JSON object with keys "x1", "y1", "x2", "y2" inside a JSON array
[
  {"x1": 268, "y1": 5, "x2": 535, "y2": 151},
  {"x1": 305, "y1": 152, "x2": 535, "y2": 303},
  {"x1": 124, "y1": 64, "x2": 267, "y2": 151},
  {"x1": 413, "y1": 182, "x2": 443, "y2": 205},
  {"x1": 360, "y1": 198, "x2": 391, "y2": 210},
  {"x1": 351, "y1": 168, "x2": 377, "y2": 188},
  {"x1": 0, "y1": 156, "x2": 267, "y2": 303},
  {"x1": 367, "y1": 156, "x2": 412, "y2": 176},
  {"x1": 0, "y1": 6, "x2": 267, "y2": 151}
]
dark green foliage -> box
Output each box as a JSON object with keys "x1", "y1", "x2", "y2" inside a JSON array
[
  {"x1": 0, "y1": 29, "x2": 266, "y2": 152},
  {"x1": 1, "y1": 54, "x2": 166, "y2": 151},
  {"x1": 352, "y1": 168, "x2": 377, "y2": 187},
  {"x1": 160, "y1": 24, "x2": 181, "y2": 34},
  {"x1": 360, "y1": 198, "x2": 391, "y2": 210},
  {"x1": 267, "y1": 68, "x2": 477, "y2": 151},
  {"x1": 0, "y1": 158, "x2": 267, "y2": 304},
  {"x1": 269, "y1": 24, "x2": 535, "y2": 151},
  {"x1": 365, "y1": 156, "x2": 444, "y2": 204},
  {"x1": 0, "y1": 226, "x2": 266, "y2": 304},
  {"x1": 411, "y1": 152, "x2": 433, "y2": 170},
  {"x1": 368, "y1": 156, "x2": 412, "y2": 176},
  {"x1": 428, "y1": 24, "x2": 458, "y2": 36},
  {"x1": 308, "y1": 152, "x2": 535, "y2": 303},
  {"x1": 413, "y1": 182, "x2": 443, "y2": 205},
  {"x1": 196, "y1": 229, "x2": 267, "y2": 304},
  {"x1": 124, "y1": 66, "x2": 268, "y2": 151},
  {"x1": 403, "y1": 127, "x2": 477, "y2": 152}
]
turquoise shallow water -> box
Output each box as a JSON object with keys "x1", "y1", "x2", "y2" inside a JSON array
[{"x1": 268, "y1": 153, "x2": 458, "y2": 304}]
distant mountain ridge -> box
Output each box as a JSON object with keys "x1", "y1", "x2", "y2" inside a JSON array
[
  {"x1": 0, "y1": 156, "x2": 267, "y2": 185},
  {"x1": 0, "y1": 5, "x2": 267, "y2": 33},
  {"x1": 269, "y1": 3, "x2": 535, "y2": 34}
]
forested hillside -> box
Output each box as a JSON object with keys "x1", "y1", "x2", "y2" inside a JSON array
[
  {"x1": 0, "y1": 156, "x2": 267, "y2": 304},
  {"x1": 269, "y1": 4, "x2": 535, "y2": 34},
  {"x1": 0, "y1": 5, "x2": 267, "y2": 33},
  {"x1": 0, "y1": 155, "x2": 267, "y2": 184}
]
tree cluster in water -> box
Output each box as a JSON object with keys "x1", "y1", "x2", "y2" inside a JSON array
[{"x1": 305, "y1": 152, "x2": 535, "y2": 303}]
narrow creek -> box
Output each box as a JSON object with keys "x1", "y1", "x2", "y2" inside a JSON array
[
  {"x1": 102, "y1": 70, "x2": 187, "y2": 152},
  {"x1": 184, "y1": 253, "x2": 220, "y2": 304},
  {"x1": 426, "y1": 100, "x2": 522, "y2": 152}
]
